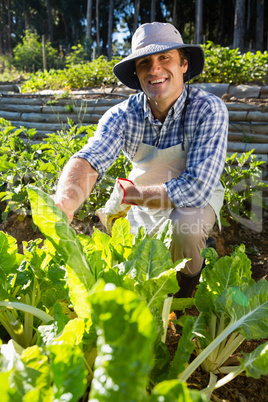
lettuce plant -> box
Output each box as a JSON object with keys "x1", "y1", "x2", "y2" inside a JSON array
[
  {"x1": 1, "y1": 186, "x2": 268, "y2": 401},
  {"x1": 0, "y1": 230, "x2": 68, "y2": 348},
  {"x1": 169, "y1": 246, "x2": 268, "y2": 397}
]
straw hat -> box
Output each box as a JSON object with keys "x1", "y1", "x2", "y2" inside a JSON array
[{"x1": 113, "y1": 22, "x2": 205, "y2": 90}]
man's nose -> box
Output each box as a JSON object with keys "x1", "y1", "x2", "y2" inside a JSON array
[{"x1": 148, "y1": 58, "x2": 161, "y2": 74}]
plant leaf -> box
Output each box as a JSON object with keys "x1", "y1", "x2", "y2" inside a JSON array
[
  {"x1": 89, "y1": 283, "x2": 156, "y2": 401},
  {"x1": 27, "y1": 186, "x2": 95, "y2": 319},
  {"x1": 239, "y1": 341, "x2": 268, "y2": 379}
]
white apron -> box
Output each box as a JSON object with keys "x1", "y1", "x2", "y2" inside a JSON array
[{"x1": 127, "y1": 140, "x2": 224, "y2": 236}]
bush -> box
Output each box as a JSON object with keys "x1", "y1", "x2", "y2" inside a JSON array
[
  {"x1": 13, "y1": 31, "x2": 59, "y2": 72},
  {"x1": 21, "y1": 55, "x2": 122, "y2": 92},
  {"x1": 197, "y1": 41, "x2": 268, "y2": 84}
]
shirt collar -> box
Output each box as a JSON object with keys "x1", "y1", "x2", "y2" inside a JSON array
[{"x1": 142, "y1": 86, "x2": 188, "y2": 123}]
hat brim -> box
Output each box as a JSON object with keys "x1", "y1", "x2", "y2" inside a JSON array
[{"x1": 113, "y1": 43, "x2": 205, "y2": 90}]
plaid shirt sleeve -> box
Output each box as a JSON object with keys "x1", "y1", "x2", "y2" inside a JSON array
[
  {"x1": 71, "y1": 94, "x2": 144, "y2": 182},
  {"x1": 165, "y1": 93, "x2": 229, "y2": 208}
]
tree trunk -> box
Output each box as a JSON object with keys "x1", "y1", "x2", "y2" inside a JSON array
[
  {"x1": 233, "y1": 0, "x2": 245, "y2": 52},
  {"x1": 7, "y1": 0, "x2": 12, "y2": 54},
  {"x1": 107, "y1": 0, "x2": 114, "y2": 61},
  {"x1": 86, "y1": 0, "x2": 93, "y2": 54},
  {"x1": 133, "y1": 0, "x2": 140, "y2": 33},
  {"x1": 46, "y1": 0, "x2": 54, "y2": 43},
  {"x1": 256, "y1": 0, "x2": 264, "y2": 51},
  {"x1": 172, "y1": 0, "x2": 177, "y2": 27},
  {"x1": 151, "y1": 0, "x2": 156, "y2": 22},
  {"x1": 195, "y1": 0, "x2": 203, "y2": 44},
  {"x1": 24, "y1": 0, "x2": 30, "y2": 31},
  {"x1": 96, "y1": 0, "x2": 100, "y2": 57}
]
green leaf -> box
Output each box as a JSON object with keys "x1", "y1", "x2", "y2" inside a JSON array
[
  {"x1": 48, "y1": 343, "x2": 87, "y2": 401},
  {"x1": 196, "y1": 245, "x2": 253, "y2": 314},
  {"x1": 135, "y1": 269, "x2": 179, "y2": 310},
  {"x1": 240, "y1": 341, "x2": 268, "y2": 379},
  {"x1": 89, "y1": 284, "x2": 156, "y2": 401},
  {"x1": 1, "y1": 341, "x2": 53, "y2": 400},
  {"x1": 125, "y1": 238, "x2": 174, "y2": 282},
  {"x1": 153, "y1": 219, "x2": 173, "y2": 249},
  {"x1": 168, "y1": 317, "x2": 196, "y2": 379},
  {"x1": 216, "y1": 280, "x2": 268, "y2": 340},
  {"x1": 27, "y1": 186, "x2": 95, "y2": 319},
  {"x1": 0, "y1": 231, "x2": 22, "y2": 271},
  {"x1": 151, "y1": 379, "x2": 207, "y2": 401}
]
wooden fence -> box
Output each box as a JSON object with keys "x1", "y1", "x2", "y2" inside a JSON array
[{"x1": 0, "y1": 84, "x2": 267, "y2": 205}]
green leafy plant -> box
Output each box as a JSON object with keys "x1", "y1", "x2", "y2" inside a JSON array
[
  {"x1": 19, "y1": 44, "x2": 267, "y2": 93},
  {"x1": 0, "y1": 118, "x2": 92, "y2": 221},
  {"x1": 21, "y1": 55, "x2": 122, "y2": 92},
  {"x1": 13, "y1": 30, "x2": 60, "y2": 73},
  {"x1": 1, "y1": 187, "x2": 267, "y2": 400},
  {"x1": 168, "y1": 245, "x2": 268, "y2": 399},
  {"x1": 0, "y1": 231, "x2": 68, "y2": 348},
  {"x1": 197, "y1": 42, "x2": 268, "y2": 84},
  {"x1": 0, "y1": 118, "x2": 131, "y2": 222},
  {"x1": 220, "y1": 149, "x2": 267, "y2": 229}
]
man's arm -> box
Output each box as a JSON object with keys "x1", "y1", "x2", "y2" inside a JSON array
[
  {"x1": 123, "y1": 182, "x2": 175, "y2": 209},
  {"x1": 55, "y1": 158, "x2": 98, "y2": 223}
]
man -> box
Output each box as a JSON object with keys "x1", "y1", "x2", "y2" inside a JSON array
[{"x1": 55, "y1": 22, "x2": 229, "y2": 298}]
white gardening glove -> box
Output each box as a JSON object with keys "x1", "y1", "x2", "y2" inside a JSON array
[{"x1": 97, "y1": 178, "x2": 134, "y2": 235}]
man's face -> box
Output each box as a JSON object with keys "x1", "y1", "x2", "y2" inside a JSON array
[{"x1": 135, "y1": 49, "x2": 188, "y2": 110}]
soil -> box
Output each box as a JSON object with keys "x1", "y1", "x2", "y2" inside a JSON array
[{"x1": 0, "y1": 94, "x2": 267, "y2": 401}]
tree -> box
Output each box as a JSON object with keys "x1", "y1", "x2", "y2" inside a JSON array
[
  {"x1": 107, "y1": 0, "x2": 114, "y2": 60},
  {"x1": 46, "y1": 0, "x2": 53, "y2": 43},
  {"x1": 233, "y1": 0, "x2": 246, "y2": 51},
  {"x1": 195, "y1": 0, "x2": 203, "y2": 44},
  {"x1": 256, "y1": 0, "x2": 264, "y2": 51},
  {"x1": 86, "y1": 0, "x2": 93, "y2": 55},
  {"x1": 96, "y1": 0, "x2": 100, "y2": 57},
  {"x1": 151, "y1": 0, "x2": 156, "y2": 22},
  {"x1": 133, "y1": 0, "x2": 140, "y2": 32}
]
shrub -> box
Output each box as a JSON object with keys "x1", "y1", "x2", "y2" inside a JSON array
[
  {"x1": 13, "y1": 31, "x2": 59, "y2": 72},
  {"x1": 197, "y1": 42, "x2": 268, "y2": 84}
]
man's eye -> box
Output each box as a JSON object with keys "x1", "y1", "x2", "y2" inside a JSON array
[{"x1": 138, "y1": 59, "x2": 148, "y2": 66}]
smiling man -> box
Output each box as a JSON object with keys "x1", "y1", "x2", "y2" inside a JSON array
[{"x1": 55, "y1": 22, "x2": 229, "y2": 301}]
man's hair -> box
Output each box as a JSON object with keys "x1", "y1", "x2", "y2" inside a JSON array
[{"x1": 177, "y1": 48, "x2": 188, "y2": 66}]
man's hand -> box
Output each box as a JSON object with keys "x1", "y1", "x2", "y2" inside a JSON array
[
  {"x1": 55, "y1": 198, "x2": 75, "y2": 224},
  {"x1": 54, "y1": 158, "x2": 99, "y2": 224},
  {"x1": 97, "y1": 178, "x2": 134, "y2": 234}
]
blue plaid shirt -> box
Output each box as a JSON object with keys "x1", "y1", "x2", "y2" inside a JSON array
[{"x1": 73, "y1": 86, "x2": 229, "y2": 208}]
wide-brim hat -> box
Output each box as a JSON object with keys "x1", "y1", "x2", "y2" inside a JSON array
[{"x1": 113, "y1": 22, "x2": 205, "y2": 90}]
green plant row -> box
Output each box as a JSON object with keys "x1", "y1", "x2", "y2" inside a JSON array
[
  {"x1": 0, "y1": 118, "x2": 132, "y2": 222},
  {"x1": 0, "y1": 118, "x2": 266, "y2": 227},
  {"x1": 0, "y1": 187, "x2": 267, "y2": 400},
  {"x1": 17, "y1": 43, "x2": 267, "y2": 93},
  {"x1": 198, "y1": 41, "x2": 268, "y2": 84}
]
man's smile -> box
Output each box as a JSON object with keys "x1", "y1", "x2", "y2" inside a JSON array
[{"x1": 149, "y1": 78, "x2": 167, "y2": 85}]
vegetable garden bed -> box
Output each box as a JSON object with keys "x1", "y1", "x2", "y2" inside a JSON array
[
  {"x1": 0, "y1": 92, "x2": 267, "y2": 401},
  {"x1": 0, "y1": 197, "x2": 267, "y2": 401}
]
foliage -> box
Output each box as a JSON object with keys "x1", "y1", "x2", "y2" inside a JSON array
[
  {"x1": 0, "y1": 118, "x2": 91, "y2": 221},
  {"x1": 21, "y1": 55, "x2": 122, "y2": 92},
  {"x1": 19, "y1": 43, "x2": 268, "y2": 93},
  {"x1": 220, "y1": 150, "x2": 267, "y2": 228},
  {"x1": 13, "y1": 31, "x2": 63, "y2": 73},
  {"x1": 172, "y1": 244, "x2": 268, "y2": 398},
  {"x1": 0, "y1": 118, "x2": 131, "y2": 222},
  {"x1": 0, "y1": 188, "x2": 267, "y2": 400},
  {"x1": 65, "y1": 44, "x2": 90, "y2": 65},
  {"x1": 198, "y1": 42, "x2": 268, "y2": 84}
]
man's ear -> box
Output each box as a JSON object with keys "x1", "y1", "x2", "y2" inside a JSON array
[{"x1": 183, "y1": 59, "x2": 188, "y2": 74}]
